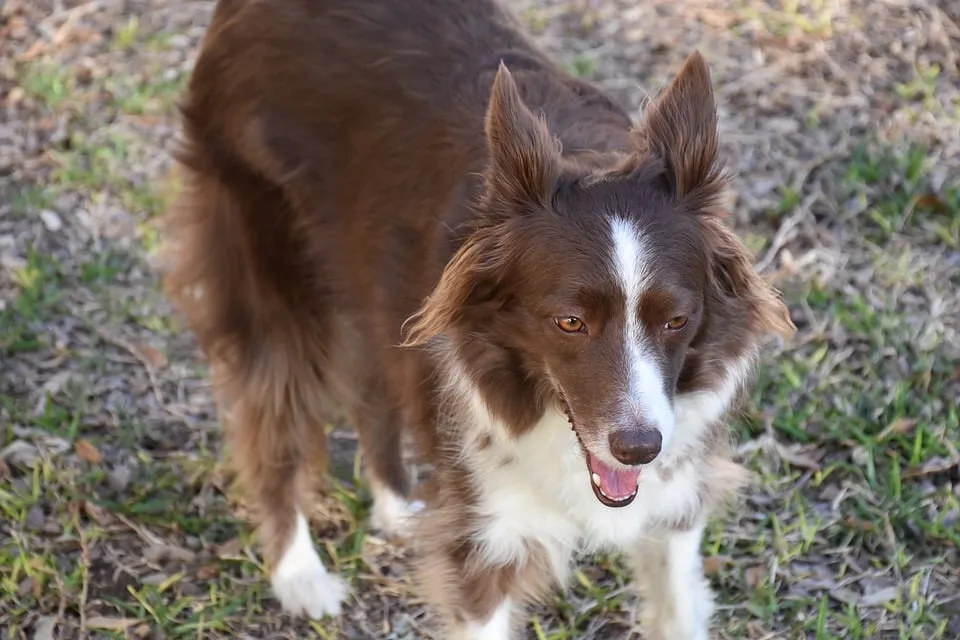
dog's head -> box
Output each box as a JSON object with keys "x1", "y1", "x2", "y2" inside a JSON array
[{"x1": 404, "y1": 51, "x2": 794, "y2": 508}]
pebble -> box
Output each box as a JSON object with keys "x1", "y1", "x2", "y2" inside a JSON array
[{"x1": 39, "y1": 210, "x2": 63, "y2": 232}]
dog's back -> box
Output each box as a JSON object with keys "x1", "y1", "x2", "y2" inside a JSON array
[{"x1": 163, "y1": 0, "x2": 635, "y2": 621}]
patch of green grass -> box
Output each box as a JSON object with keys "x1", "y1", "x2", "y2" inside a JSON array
[
  {"x1": 17, "y1": 60, "x2": 76, "y2": 109},
  {"x1": 51, "y1": 131, "x2": 170, "y2": 218},
  {"x1": 843, "y1": 143, "x2": 960, "y2": 248},
  {"x1": 111, "y1": 16, "x2": 142, "y2": 50},
  {"x1": 7, "y1": 185, "x2": 55, "y2": 220},
  {"x1": 105, "y1": 72, "x2": 189, "y2": 117},
  {"x1": 562, "y1": 53, "x2": 599, "y2": 79},
  {"x1": 737, "y1": 0, "x2": 837, "y2": 39}
]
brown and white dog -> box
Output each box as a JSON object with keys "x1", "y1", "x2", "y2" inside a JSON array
[{"x1": 163, "y1": 0, "x2": 794, "y2": 637}]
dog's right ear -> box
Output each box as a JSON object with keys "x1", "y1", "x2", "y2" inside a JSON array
[
  {"x1": 401, "y1": 230, "x2": 506, "y2": 347},
  {"x1": 484, "y1": 62, "x2": 562, "y2": 210}
]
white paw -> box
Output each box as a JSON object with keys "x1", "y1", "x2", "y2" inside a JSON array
[
  {"x1": 271, "y1": 512, "x2": 349, "y2": 619},
  {"x1": 272, "y1": 561, "x2": 348, "y2": 619},
  {"x1": 642, "y1": 613, "x2": 710, "y2": 640},
  {"x1": 370, "y1": 483, "x2": 425, "y2": 538}
]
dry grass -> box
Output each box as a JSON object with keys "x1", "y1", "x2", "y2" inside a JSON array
[{"x1": 2, "y1": 0, "x2": 958, "y2": 638}]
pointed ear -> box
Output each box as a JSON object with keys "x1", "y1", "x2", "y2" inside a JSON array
[
  {"x1": 634, "y1": 51, "x2": 728, "y2": 213},
  {"x1": 704, "y1": 217, "x2": 796, "y2": 341},
  {"x1": 485, "y1": 62, "x2": 562, "y2": 208},
  {"x1": 401, "y1": 230, "x2": 506, "y2": 347}
]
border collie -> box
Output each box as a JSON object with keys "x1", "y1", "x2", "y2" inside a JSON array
[{"x1": 163, "y1": 0, "x2": 794, "y2": 637}]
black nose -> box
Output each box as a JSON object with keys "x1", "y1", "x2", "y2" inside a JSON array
[{"x1": 608, "y1": 427, "x2": 662, "y2": 465}]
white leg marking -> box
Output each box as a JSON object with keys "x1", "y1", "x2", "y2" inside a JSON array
[
  {"x1": 454, "y1": 599, "x2": 513, "y2": 640},
  {"x1": 609, "y1": 218, "x2": 677, "y2": 448},
  {"x1": 271, "y1": 511, "x2": 348, "y2": 619},
  {"x1": 369, "y1": 479, "x2": 425, "y2": 537},
  {"x1": 631, "y1": 523, "x2": 713, "y2": 640}
]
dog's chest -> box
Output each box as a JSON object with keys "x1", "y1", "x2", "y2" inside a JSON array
[{"x1": 462, "y1": 407, "x2": 705, "y2": 580}]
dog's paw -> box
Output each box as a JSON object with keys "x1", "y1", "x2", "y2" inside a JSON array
[
  {"x1": 370, "y1": 484, "x2": 425, "y2": 538},
  {"x1": 271, "y1": 512, "x2": 348, "y2": 619},
  {"x1": 272, "y1": 560, "x2": 348, "y2": 619},
  {"x1": 641, "y1": 612, "x2": 711, "y2": 640}
]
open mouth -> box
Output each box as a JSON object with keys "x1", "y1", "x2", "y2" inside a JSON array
[
  {"x1": 586, "y1": 452, "x2": 640, "y2": 507},
  {"x1": 556, "y1": 389, "x2": 641, "y2": 508}
]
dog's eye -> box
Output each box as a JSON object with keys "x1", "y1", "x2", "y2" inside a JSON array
[
  {"x1": 555, "y1": 317, "x2": 586, "y2": 334},
  {"x1": 664, "y1": 315, "x2": 688, "y2": 331}
]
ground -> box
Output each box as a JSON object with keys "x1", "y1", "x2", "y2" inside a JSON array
[{"x1": 1, "y1": 0, "x2": 958, "y2": 638}]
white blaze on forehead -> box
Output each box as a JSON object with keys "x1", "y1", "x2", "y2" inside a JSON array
[{"x1": 608, "y1": 217, "x2": 677, "y2": 451}]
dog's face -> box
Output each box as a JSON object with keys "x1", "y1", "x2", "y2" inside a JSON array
[{"x1": 405, "y1": 52, "x2": 794, "y2": 508}]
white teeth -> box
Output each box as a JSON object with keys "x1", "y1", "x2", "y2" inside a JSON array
[
  {"x1": 598, "y1": 487, "x2": 631, "y2": 502},
  {"x1": 591, "y1": 473, "x2": 601, "y2": 487}
]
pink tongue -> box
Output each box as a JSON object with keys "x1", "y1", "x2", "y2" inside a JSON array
[{"x1": 588, "y1": 453, "x2": 641, "y2": 499}]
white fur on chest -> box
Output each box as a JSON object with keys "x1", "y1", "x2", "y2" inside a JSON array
[
  {"x1": 464, "y1": 404, "x2": 699, "y2": 579},
  {"x1": 453, "y1": 356, "x2": 753, "y2": 585}
]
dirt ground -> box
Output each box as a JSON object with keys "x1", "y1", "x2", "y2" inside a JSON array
[{"x1": 1, "y1": 0, "x2": 959, "y2": 638}]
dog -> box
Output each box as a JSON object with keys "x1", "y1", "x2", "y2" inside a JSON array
[{"x1": 162, "y1": 0, "x2": 795, "y2": 637}]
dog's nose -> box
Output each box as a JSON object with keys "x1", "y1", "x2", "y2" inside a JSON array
[{"x1": 608, "y1": 427, "x2": 662, "y2": 465}]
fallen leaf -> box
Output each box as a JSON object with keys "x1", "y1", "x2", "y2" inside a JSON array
[
  {"x1": 75, "y1": 439, "x2": 103, "y2": 464},
  {"x1": 83, "y1": 501, "x2": 113, "y2": 526},
  {"x1": 144, "y1": 543, "x2": 196, "y2": 564},
  {"x1": 17, "y1": 577, "x2": 35, "y2": 597},
  {"x1": 775, "y1": 443, "x2": 823, "y2": 470},
  {"x1": 0, "y1": 440, "x2": 39, "y2": 467},
  {"x1": 196, "y1": 563, "x2": 220, "y2": 581},
  {"x1": 135, "y1": 342, "x2": 168, "y2": 369},
  {"x1": 844, "y1": 516, "x2": 877, "y2": 532},
  {"x1": 914, "y1": 193, "x2": 946, "y2": 212},
  {"x1": 703, "y1": 555, "x2": 731, "y2": 576},
  {"x1": 32, "y1": 617, "x2": 57, "y2": 640},
  {"x1": 744, "y1": 564, "x2": 767, "y2": 590},
  {"x1": 878, "y1": 417, "x2": 918, "y2": 440},
  {"x1": 904, "y1": 456, "x2": 959, "y2": 478},
  {"x1": 216, "y1": 537, "x2": 244, "y2": 559},
  {"x1": 830, "y1": 587, "x2": 861, "y2": 605},
  {"x1": 860, "y1": 586, "x2": 899, "y2": 607},
  {"x1": 39, "y1": 209, "x2": 63, "y2": 232},
  {"x1": 86, "y1": 617, "x2": 143, "y2": 631}
]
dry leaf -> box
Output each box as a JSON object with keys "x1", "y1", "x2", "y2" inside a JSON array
[
  {"x1": 216, "y1": 537, "x2": 244, "y2": 559},
  {"x1": 86, "y1": 617, "x2": 143, "y2": 631},
  {"x1": 135, "y1": 342, "x2": 168, "y2": 369},
  {"x1": 32, "y1": 617, "x2": 57, "y2": 640},
  {"x1": 75, "y1": 439, "x2": 103, "y2": 464},
  {"x1": 196, "y1": 563, "x2": 220, "y2": 581},
  {"x1": 744, "y1": 564, "x2": 768, "y2": 590},
  {"x1": 878, "y1": 417, "x2": 918, "y2": 440},
  {"x1": 915, "y1": 193, "x2": 946, "y2": 212},
  {"x1": 904, "y1": 456, "x2": 959, "y2": 479},
  {"x1": 860, "y1": 586, "x2": 899, "y2": 607},
  {"x1": 703, "y1": 555, "x2": 730, "y2": 576},
  {"x1": 83, "y1": 501, "x2": 113, "y2": 526},
  {"x1": 776, "y1": 443, "x2": 823, "y2": 470}
]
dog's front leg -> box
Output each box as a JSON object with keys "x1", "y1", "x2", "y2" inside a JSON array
[
  {"x1": 629, "y1": 522, "x2": 714, "y2": 640},
  {"x1": 451, "y1": 599, "x2": 515, "y2": 640}
]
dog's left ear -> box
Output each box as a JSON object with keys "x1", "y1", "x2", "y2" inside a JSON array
[
  {"x1": 703, "y1": 217, "x2": 796, "y2": 340},
  {"x1": 633, "y1": 50, "x2": 728, "y2": 214}
]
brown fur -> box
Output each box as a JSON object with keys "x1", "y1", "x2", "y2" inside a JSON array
[{"x1": 162, "y1": 0, "x2": 794, "y2": 633}]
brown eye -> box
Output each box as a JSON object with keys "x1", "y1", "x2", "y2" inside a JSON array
[
  {"x1": 664, "y1": 315, "x2": 688, "y2": 331},
  {"x1": 555, "y1": 317, "x2": 585, "y2": 334}
]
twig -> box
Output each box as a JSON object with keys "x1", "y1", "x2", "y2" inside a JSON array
[{"x1": 73, "y1": 504, "x2": 91, "y2": 640}]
